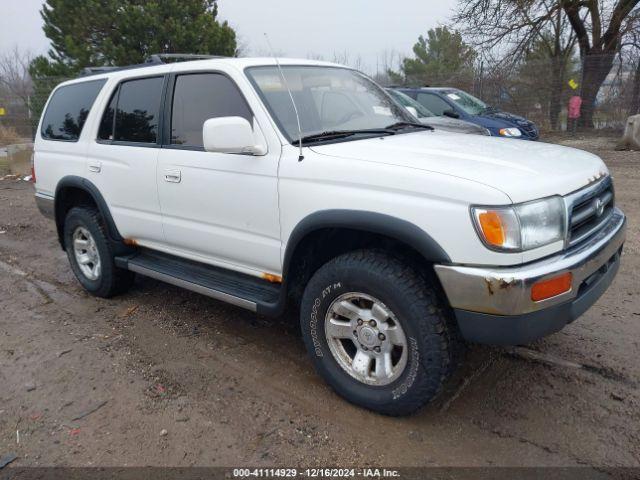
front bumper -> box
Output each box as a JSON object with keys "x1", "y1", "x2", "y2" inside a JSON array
[{"x1": 435, "y1": 208, "x2": 626, "y2": 345}]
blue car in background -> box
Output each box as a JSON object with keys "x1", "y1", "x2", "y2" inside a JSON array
[{"x1": 395, "y1": 87, "x2": 539, "y2": 140}]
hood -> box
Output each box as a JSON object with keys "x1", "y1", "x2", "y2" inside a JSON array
[
  {"x1": 421, "y1": 116, "x2": 488, "y2": 135},
  {"x1": 310, "y1": 131, "x2": 608, "y2": 204},
  {"x1": 483, "y1": 109, "x2": 527, "y2": 121},
  {"x1": 478, "y1": 110, "x2": 539, "y2": 139},
  {"x1": 474, "y1": 111, "x2": 525, "y2": 127}
]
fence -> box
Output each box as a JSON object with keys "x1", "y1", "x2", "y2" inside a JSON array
[
  {"x1": 1, "y1": 55, "x2": 638, "y2": 143},
  {"x1": 376, "y1": 54, "x2": 639, "y2": 133}
]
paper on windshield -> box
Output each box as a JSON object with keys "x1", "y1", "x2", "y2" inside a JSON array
[{"x1": 373, "y1": 106, "x2": 392, "y2": 116}]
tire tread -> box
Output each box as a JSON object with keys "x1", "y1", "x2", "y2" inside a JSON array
[{"x1": 301, "y1": 249, "x2": 461, "y2": 416}]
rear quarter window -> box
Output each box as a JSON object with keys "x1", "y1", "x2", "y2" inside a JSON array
[{"x1": 41, "y1": 80, "x2": 107, "y2": 142}]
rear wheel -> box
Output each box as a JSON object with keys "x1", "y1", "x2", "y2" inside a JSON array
[
  {"x1": 300, "y1": 250, "x2": 460, "y2": 416},
  {"x1": 63, "y1": 207, "x2": 134, "y2": 298}
]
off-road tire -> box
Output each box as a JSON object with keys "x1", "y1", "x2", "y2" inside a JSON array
[
  {"x1": 63, "y1": 207, "x2": 135, "y2": 298},
  {"x1": 300, "y1": 250, "x2": 460, "y2": 416}
]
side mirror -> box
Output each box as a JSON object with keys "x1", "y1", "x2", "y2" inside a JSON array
[
  {"x1": 442, "y1": 109, "x2": 460, "y2": 119},
  {"x1": 202, "y1": 117, "x2": 267, "y2": 155},
  {"x1": 406, "y1": 106, "x2": 419, "y2": 118}
]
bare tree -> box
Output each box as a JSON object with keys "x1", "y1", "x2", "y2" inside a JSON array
[
  {"x1": 332, "y1": 50, "x2": 351, "y2": 66},
  {"x1": 563, "y1": 0, "x2": 640, "y2": 126},
  {"x1": 621, "y1": 19, "x2": 640, "y2": 114},
  {"x1": 632, "y1": 55, "x2": 640, "y2": 114},
  {"x1": 373, "y1": 49, "x2": 404, "y2": 85},
  {"x1": 455, "y1": 0, "x2": 640, "y2": 127},
  {"x1": 454, "y1": 0, "x2": 578, "y2": 129},
  {"x1": 306, "y1": 52, "x2": 327, "y2": 61},
  {"x1": 0, "y1": 46, "x2": 34, "y2": 108}
]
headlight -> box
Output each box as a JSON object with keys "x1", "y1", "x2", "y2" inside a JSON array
[
  {"x1": 471, "y1": 197, "x2": 565, "y2": 251},
  {"x1": 499, "y1": 127, "x2": 522, "y2": 137}
]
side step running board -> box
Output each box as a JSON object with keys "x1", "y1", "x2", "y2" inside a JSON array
[{"x1": 115, "y1": 250, "x2": 283, "y2": 315}]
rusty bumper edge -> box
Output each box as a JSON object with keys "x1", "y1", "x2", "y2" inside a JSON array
[{"x1": 434, "y1": 208, "x2": 626, "y2": 316}]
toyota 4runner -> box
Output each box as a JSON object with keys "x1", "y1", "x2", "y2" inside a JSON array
[{"x1": 34, "y1": 57, "x2": 626, "y2": 416}]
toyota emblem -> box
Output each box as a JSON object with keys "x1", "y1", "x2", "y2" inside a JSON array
[{"x1": 594, "y1": 198, "x2": 605, "y2": 217}]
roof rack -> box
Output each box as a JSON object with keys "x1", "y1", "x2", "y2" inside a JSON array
[
  {"x1": 80, "y1": 66, "x2": 123, "y2": 76},
  {"x1": 146, "y1": 53, "x2": 225, "y2": 63},
  {"x1": 79, "y1": 53, "x2": 227, "y2": 77}
]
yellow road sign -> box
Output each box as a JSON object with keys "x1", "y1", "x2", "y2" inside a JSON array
[
  {"x1": 0, "y1": 107, "x2": 6, "y2": 116},
  {"x1": 568, "y1": 79, "x2": 579, "y2": 90}
]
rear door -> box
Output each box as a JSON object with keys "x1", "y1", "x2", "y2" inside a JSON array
[
  {"x1": 156, "y1": 71, "x2": 282, "y2": 277},
  {"x1": 86, "y1": 75, "x2": 167, "y2": 247}
]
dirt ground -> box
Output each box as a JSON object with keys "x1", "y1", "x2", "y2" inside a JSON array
[{"x1": 0, "y1": 135, "x2": 638, "y2": 470}]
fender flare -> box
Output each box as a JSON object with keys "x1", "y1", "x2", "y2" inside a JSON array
[
  {"x1": 282, "y1": 209, "x2": 451, "y2": 277},
  {"x1": 54, "y1": 175, "x2": 123, "y2": 248}
]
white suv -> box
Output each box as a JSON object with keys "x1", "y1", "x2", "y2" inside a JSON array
[{"x1": 34, "y1": 57, "x2": 626, "y2": 415}]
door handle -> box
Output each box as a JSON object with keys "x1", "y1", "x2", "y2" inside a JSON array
[
  {"x1": 88, "y1": 161, "x2": 102, "y2": 173},
  {"x1": 164, "y1": 169, "x2": 181, "y2": 183}
]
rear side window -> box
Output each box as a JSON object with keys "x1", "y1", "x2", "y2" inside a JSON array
[
  {"x1": 97, "y1": 77, "x2": 164, "y2": 144},
  {"x1": 170, "y1": 73, "x2": 252, "y2": 147},
  {"x1": 41, "y1": 80, "x2": 106, "y2": 141},
  {"x1": 416, "y1": 93, "x2": 452, "y2": 116}
]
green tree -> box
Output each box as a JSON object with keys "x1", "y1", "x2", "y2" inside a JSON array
[
  {"x1": 394, "y1": 27, "x2": 476, "y2": 86},
  {"x1": 29, "y1": 0, "x2": 237, "y2": 128}
]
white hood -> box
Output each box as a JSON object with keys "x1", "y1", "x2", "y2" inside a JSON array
[{"x1": 310, "y1": 131, "x2": 608, "y2": 204}]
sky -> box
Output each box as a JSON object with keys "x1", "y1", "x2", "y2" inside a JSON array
[{"x1": 0, "y1": 0, "x2": 457, "y2": 74}]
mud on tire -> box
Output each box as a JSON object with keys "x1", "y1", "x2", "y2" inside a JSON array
[{"x1": 300, "y1": 250, "x2": 460, "y2": 416}]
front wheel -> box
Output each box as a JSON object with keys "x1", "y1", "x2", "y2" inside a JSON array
[{"x1": 300, "y1": 250, "x2": 459, "y2": 416}]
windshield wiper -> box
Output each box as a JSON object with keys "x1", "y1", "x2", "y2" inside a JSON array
[
  {"x1": 385, "y1": 121, "x2": 434, "y2": 131},
  {"x1": 294, "y1": 129, "x2": 395, "y2": 145}
]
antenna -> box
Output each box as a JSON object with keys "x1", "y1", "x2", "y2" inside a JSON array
[{"x1": 264, "y1": 33, "x2": 304, "y2": 162}]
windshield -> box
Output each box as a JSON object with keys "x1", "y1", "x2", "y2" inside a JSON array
[
  {"x1": 246, "y1": 66, "x2": 415, "y2": 143},
  {"x1": 442, "y1": 89, "x2": 488, "y2": 115},
  {"x1": 386, "y1": 89, "x2": 434, "y2": 118}
]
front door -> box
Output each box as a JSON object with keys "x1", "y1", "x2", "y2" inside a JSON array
[
  {"x1": 157, "y1": 72, "x2": 282, "y2": 277},
  {"x1": 415, "y1": 92, "x2": 457, "y2": 117}
]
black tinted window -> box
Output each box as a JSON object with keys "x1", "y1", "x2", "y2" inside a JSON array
[
  {"x1": 41, "y1": 80, "x2": 106, "y2": 141},
  {"x1": 114, "y1": 77, "x2": 164, "y2": 143},
  {"x1": 98, "y1": 88, "x2": 118, "y2": 141},
  {"x1": 416, "y1": 93, "x2": 452, "y2": 116},
  {"x1": 171, "y1": 74, "x2": 252, "y2": 147}
]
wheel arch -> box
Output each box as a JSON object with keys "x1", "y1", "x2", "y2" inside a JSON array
[
  {"x1": 54, "y1": 176, "x2": 123, "y2": 250},
  {"x1": 281, "y1": 210, "x2": 451, "y2": 306}
]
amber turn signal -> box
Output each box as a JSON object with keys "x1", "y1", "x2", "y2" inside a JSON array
[
  {"x1": 531, "y1": 272, "x2": 572, "y2": 302},
  {"x1": 478, "y1": 211, "x2": 506, "y2": 247}
]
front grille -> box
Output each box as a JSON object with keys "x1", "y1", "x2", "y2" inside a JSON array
[
  {"x1": 566, "y1": 177, "x2": 614, "y2": 246},
  {"x1": 515, "y1": 120, "x2": 539, "y2": 139}
]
